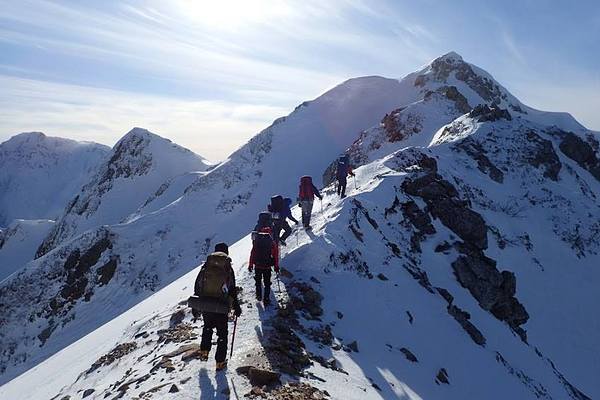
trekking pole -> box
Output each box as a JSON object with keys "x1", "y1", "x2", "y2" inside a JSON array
[
  {"x1": 320, "y1": 198, "x2": 323, "y2": 213},
  {"x1": 276, "y1": 273, "x2": 283, "y2": 308},
  {"x1": 354, "y1": 175, "x2": 357, "y2": 189},
  {"x1": 229, "y1": 315, "x2": 238, "y2": 359}
]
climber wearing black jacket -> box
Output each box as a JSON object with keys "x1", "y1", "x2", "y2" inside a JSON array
[{"x1": 192, "y1": 242, "x2": 241, "y2": 371}]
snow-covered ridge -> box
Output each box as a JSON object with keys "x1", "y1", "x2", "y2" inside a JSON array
[{"x1": 0, "y1": 52, "x2": 598, "y2": 399}]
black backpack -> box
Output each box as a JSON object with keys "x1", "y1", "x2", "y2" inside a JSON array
[
  {"x1": 254, "y1": 211, "x2": 273, "y2": 233},
  {"x1": 270, "y1": 195, "x2": 284, "y2": 219},
  {"x1": 253, "y1": 232, "x2": 273, "y2": 266}
]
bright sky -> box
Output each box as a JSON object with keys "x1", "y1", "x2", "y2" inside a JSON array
[{"x1": 1, "y1": 0, "x2": 598, "y2": 161}]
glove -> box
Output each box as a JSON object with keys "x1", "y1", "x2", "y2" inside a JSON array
[
  {"x1": 192, "y1": 308, "x2": 201, "y2": 320},
  {"x1": 295, "y1": 220, "x2": 299, "y2": 225},
  {"x1": 234, "y1": 303, "x2": 242, "y2": 317}
]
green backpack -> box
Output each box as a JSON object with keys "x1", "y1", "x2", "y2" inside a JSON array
[{"x1": 196, "y1": 252, "x2": 231, "y2": 300}]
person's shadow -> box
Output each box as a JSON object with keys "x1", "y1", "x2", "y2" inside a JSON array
[{"x1": 198, "y1": 367, "x2": 230, "y2": 399}]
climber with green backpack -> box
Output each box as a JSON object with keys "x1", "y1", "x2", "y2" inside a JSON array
[{"x1": 188, "y1": 242, "x2": 242, "y2": 371}]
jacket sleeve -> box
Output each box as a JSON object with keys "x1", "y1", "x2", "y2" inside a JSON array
[
  {"x1": 194, "y1": 265, "x2": 204, "y2": 295},
  {"x1": 312, "y1": 183, "x2": 321, "y2": 199}
]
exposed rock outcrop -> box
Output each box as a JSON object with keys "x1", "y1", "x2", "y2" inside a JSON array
[
  {"x1": 88, "y1": 342, "x2": 137, "y2": 373},
  {"x1": 525, "y1": 130, "x2": 562, "y2": 181},
  {"x1": 402, "y1": 161, "x2": 488, "y2": 250},
  {"x1": 454, "y1": 138, "x2": 504, "y2": 183},
  {"x1": 555, "y1": 130, "x2": 600, "y2": 181},
  {"x1": 401, "y1": 155, "x2": 528, "y2": 339},
  {"x1": 469, "y1": 104, "x2": 512, "y2": 122},
  {"x1": 452, "y1": 244, "x2": 529, "y2": 340},
  {"x1": 401, "y1": 200, "x2": 436, "y2": 234},
  {"x1": 425, "y1": 86, "x2": 471, "y2": 114}
]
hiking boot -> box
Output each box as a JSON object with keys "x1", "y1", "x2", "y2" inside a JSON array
[
  {"x1": 216, "y1": 360, "x2": 228, "y2": 371},
  {"x1": 306, "y1": 225, "x2": 312, "y2": 231},
  {"x1": 199, "y1": 350, "x2": 209, "y2": 361},
  {"x1": 263, "y1": 297, "x2": 271, "y2": 307},
  {"x1": 255, "y1": 292, "x2": 262, "y2": 301}
]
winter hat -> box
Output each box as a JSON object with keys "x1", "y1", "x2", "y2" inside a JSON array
[{"x1": 214, "y1": 242, "x2": 229, "y2": 254}]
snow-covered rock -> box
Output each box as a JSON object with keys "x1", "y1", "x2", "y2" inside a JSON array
[
  {"x1": 0, "y1": 132, "x2": 109, "y2": 226},
  {"x1": 0, "y1": 52, "x2": 598, "y2": 400}
]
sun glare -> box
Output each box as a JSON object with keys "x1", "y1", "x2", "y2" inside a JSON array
[{"x1": 174, "y1": 0, "x2": 291, "y2": 29}]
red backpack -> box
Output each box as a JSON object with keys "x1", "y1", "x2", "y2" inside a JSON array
[{"x1": 299, "y1": 176, "x2": 314, "y2": 200}]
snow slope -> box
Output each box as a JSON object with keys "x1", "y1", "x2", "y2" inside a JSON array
[
  {"x1": 1, "y1": 52, "x2": 598, "y2": 399},
  {"x1": 0, "y1": 132, "x2": 109, "y2": 226},
  {"x1": 0, "y1": 219, "x2": 55, "y2": 282}
]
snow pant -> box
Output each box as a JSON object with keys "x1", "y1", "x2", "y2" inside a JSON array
[
  {"x1": 300, "y1": 200, "x2": 314, "y2": 227},
  {"x1": 337, "y1": 178, "x2": 347, "y2": 197},
  {"x1": 254, "y1": 268, "x2": 272, "y2": 300},
  {"x1": 200, "y1": 311, "x2": 228, "y2": 362},
  {"x1": 274, "y1": 219, "x2": 292, "y2": 243}
]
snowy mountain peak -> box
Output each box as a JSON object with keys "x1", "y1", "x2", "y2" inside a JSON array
[
  {"x1": 413, "y1": 51, "x2": 522, "y2": 113},
  {"x1": 36, "y1": 128, "x2": 210, "y2": 256},
  {"x1": 114, "y1": 127, "x2": 209, "y2": 167},
  {"x1": 3, "y1": 131, "x2": 46, "y2": 144},
  {"x1": 118, "y1": 127, "x2": 164, "y2": 146},
  {"x1": 0, "y1": 133, "x2": 110, "y2": 227},
  {"x1": 1, "y1": 131, "x2": 107, "y2": 158},
  {"x1": 436, "y1": 50, "x2": 464, "y2": 62}
]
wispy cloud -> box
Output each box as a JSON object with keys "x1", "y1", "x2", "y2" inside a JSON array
[
  {"x1": 1, "y1": 0, "x2": 598, "y2": 159},
  {"x1": 0, "y1": 75, "x2": 289, "y2": 160}
]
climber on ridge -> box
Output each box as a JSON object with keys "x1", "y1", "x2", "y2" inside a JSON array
[
  {"x1": 190, "y1": 242, "x2": 241, "y2": 371},
  {"x1": 249, "y1": 226, "x2": 279, "y2": 307},
  {"x1": 335, "y1": 154, "x2": 355, "y2": 198},
  {"x1": 298, "y1": 175, "x2": 322, "y2": 230}
]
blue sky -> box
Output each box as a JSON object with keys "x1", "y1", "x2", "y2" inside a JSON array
[{"x1": 1, "y1": 0, "x2": 598, "y2": 160}]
